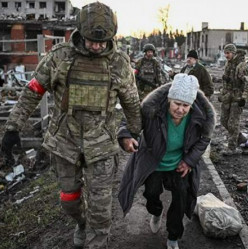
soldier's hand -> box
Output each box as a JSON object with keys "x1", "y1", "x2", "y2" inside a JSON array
[
  {"x1": 238, "y1": 98, "x2": 246, "y2": 107},
  {"x1": 1, "y1": 130, "x2": 21, "y2": 166},
  {"x1": 222, "y1": 75, "x2": 231, "y2": 83},
  {"x1": 122, "y1": 138, "x2": 139, "y2": 153}
]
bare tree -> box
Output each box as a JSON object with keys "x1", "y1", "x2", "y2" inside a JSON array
[
  {"x1": 158, "y1": 4, "x2": 170, "y2": 33},
  {"x1": 158, "y1": 4, "x2": 170, "y2": 48}
]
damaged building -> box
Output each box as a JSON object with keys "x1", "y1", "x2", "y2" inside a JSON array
[
  {"x1": 186, "y1": 22, "x2": 248, "y2": 62},
  {"x1": 0, "y1": 0, "x2": 78, "y2": 71},
  {"x1": 0, "y1": 0, "x2": 74, "y2": 20}
]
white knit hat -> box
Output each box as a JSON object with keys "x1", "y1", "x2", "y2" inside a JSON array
[{"x1": 168, "y1": 73, "x2": 199, "y2": 105}]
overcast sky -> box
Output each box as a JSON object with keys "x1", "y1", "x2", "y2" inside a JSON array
[{"x1": 70, "y1": 0, "x2": 248, "y2": 36}]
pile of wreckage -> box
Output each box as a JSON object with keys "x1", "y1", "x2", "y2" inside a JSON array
[{"x1": 0, "y1": 68, "x2": 51, "y2": 200}]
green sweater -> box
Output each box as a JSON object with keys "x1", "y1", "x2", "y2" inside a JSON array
[{"x1": 157, "y1": 112, "x2": 190, "y2": 171}]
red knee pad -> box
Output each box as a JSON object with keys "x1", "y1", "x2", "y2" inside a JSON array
[{"x1": 60, "y1": 190, "x2": 81, "y2": 201}]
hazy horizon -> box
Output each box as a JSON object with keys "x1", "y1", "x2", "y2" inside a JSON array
[{"x1": 70, "y1": 0, "x2": 248, "y2": 36}]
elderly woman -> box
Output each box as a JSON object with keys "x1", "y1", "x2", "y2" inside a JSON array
[{"x1": 118, "y1": 74, "x2": 216, "y2": 249}]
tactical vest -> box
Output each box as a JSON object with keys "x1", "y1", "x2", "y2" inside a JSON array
[
  {"x1": 67, "y1": 55, "x2": 111, "y2": 116},
  {"x1": 224, "y1": 57, "x2": 245, "y2": 92},
  {"x1": 40, "y1": 41, "x2": 128, "y2": 165},
  {"x1": 139, "y1": 58, "x2": 156, "y2": 83}
]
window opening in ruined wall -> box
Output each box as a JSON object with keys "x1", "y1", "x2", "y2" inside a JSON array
[
  {"x1": 15, "y1": 2, "x2": 22, "y2": 11},
  {"x1": 55, "y1": 2, "x2": 65, "y2": 13},
  {"x1": 205, "y1": 34, "x2": 208, "y2": 56},
  {"x1": 226, "y1": 33, "x2": 232, "y2": 44},
  {"x1": 1, "y1": 2, "x2": 8, "y2": 8},
  {"x1": 26, "y1": 30, "x2": 40, "y2": 52},
  {"x1": 39, "y1": 2, "x2": 46, "y2": 9},
  {"x1": 26, "y1": 1, "x2": 35, "y2": 8}
]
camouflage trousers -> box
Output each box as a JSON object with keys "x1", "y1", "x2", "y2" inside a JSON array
[
  {"x1": 137, "y1": 81, "x2": 154, "y2": 102},
  {"x1": 54, "y1": 154, "x2": 116, "y2": 249},
  {"x1": 220, "y1": 101, "x2": 243, "y2": 149}
]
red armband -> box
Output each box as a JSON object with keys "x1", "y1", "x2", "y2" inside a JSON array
[
  {"x1": 134, "y1": 69, "x2": 139, "y2": 75},
  {"x1": 28, "y1": 78, "x2": 46, "y2": 95}
]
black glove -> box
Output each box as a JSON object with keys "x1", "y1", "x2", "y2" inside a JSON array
[
  {"x1": 238, "y1": 98, "x2": 246, "y2": 107},
  {"x1": 1, "y1": 130, "x2": 21, "y2": 166},
  {"x1": 217, "y1": 95, "x2": 223, "y2": 102},
  {"x1": 222, "y1": 75, "x2": 231, "y2": 83}
]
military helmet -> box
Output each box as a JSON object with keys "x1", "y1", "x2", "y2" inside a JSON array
[
  {"x1": 143, "y1": 43, "x2": 156, "y2": 53},
  {"x1": 77, "y1": 2, "x2": 117, "y2": 42}
]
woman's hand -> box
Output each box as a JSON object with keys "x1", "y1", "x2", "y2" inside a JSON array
[
  {"x1": 122, "y1": 138, "x2": 139, "y2": 153},
  {"x1": 176, "y1": 160, "x2": 192, "y2": 178}
]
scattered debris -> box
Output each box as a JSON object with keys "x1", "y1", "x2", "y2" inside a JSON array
[
  {"x1": 11, "y1": 231, "x2": 26, "y2": 237},
  {"x1": 25, "y1": 148, "x2": 37, "y2": 159},
  {"x1": 237, "y1": 183, "x2": 247, "y2": 191},
  {"x1": 5, "y1": 164, "x2": 24, "y2": 182}
]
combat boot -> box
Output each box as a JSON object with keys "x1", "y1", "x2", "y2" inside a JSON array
[
  {"x1": 238, "y1": 133, "x2": 247, "y2": 145},
  {"x1": 74, "y1": 223, "x2": 86, "y2": 249},
  {"x1": 167, "y1": 239, "x2": 179, "y2": 249},
  {"x1": 222, "y1": 147, "x2": 242, "y2": 156},
  {"x1": 240, "y1": 140, "x2": 248, "y2": 148},
  {"x1": 240, "y1": 141, "x2": 248, "y2": 155}
]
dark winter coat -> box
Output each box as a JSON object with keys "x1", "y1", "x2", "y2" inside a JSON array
[
  {"x1": 180, "y1": 62, "x2": 214, "y2": 97},
  {"x1": 117, "y1": 84, "x2": 216, "y2": 218}
]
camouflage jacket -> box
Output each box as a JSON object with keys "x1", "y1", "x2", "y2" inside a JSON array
[
  {"x1": 135, "y1": 56, "x2": 162, "y2": 92},
  {"x1": 6, "y1": 30, "x2": 142, "y2": 165},
  {"x1": 181, "y1": 62, "x2": 214, "y2": 97},
  {"x1": 222, "y1": 49, "x2": 248, "y2": 102}
]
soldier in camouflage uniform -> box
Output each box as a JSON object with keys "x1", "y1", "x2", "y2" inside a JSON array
[
  {"x1": 135, "y1": 43, "x2": 163, "y2": 101},
  {"x1": 219, "y1": 43, "x2": 248, "y2": 155},
  {"x1": 1, "y1": 2, "x2": 141, "y2": 249}
]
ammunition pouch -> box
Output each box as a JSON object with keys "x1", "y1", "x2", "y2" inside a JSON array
[
  {"x1": 221, "y1": 92, "x2": 232, "y2": 103},
  {"x1": 222, "y1": 75, "x2": 231, "y2": 83},
  {"x1": 136, "y1": 75, "x2": 156, "y2": 90},
  {"x1": 217, "y1": 95, "x2": 223, "y2": 102},
  {"x1": 67, "y1": 55, "x2": 111, "y2": 116}
]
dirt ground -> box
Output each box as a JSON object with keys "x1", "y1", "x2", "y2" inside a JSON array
[
  {"x1": 109, "y1": 153, "x2": 245, "y2": 249},
  {"x1": 209, "y1": 74, "x2": 248, "y2": 226},
  {"x1": 0, "y1": 65, "x2": 247, "y2": 249},
  {"x1": 1, "y1": 151, "x2": 244, "y2": 249}
]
